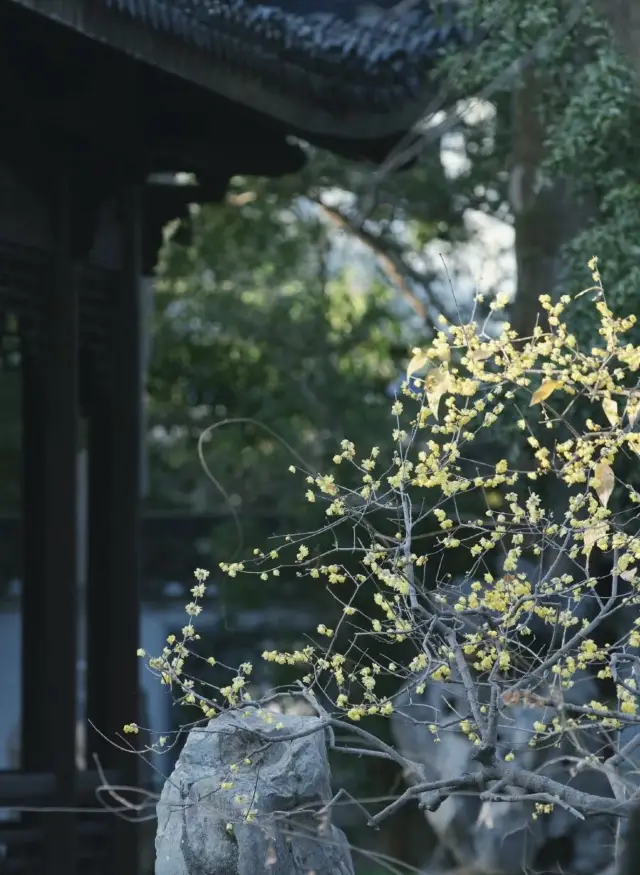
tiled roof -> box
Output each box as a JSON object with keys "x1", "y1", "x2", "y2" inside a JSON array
[
  {"x1": 8, "y1": 0, "x2": 466, "y2": 146},
  {"x1": 103, "y1": 0, "x2": 463, "y2": 113}
]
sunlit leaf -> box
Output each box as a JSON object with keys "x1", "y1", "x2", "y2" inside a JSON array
[
  {"x1": 593, "y1": 461, "x2": 614, "y2": 508},
  {"x1": 425, "y1": 368, "x2": 452, "y2": 421},
  {"x1": 530, "y1": 380, "x2": 561, "y2": 406},
  {"x1": 407, "y1": 348, "x2": 430, "y2": 379},
  {"x1": 583, "y1": 522, "x2": 608, "y2": 553},
  {"x1": 627, "y1": 392, "x2": 640, "y2": 425},
  {"x1": 469, "y1": 344, "x2": 493, "y2": 362},
  {"x1": 602, "y1": 397, "x2": 619, "y2": 428}
]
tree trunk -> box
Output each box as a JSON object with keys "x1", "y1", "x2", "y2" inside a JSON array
[
  {"x1": 618, "y1": 800, "x2": 640, "y2": 875},
  {"x1": 596, "y1": 0, "x2": 640, "y2": 79},
  {"x1": 509, "y1": 70, "x2": 590, "y2": 339}
]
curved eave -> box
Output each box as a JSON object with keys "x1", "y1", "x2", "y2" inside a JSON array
[{"x1": 10, "y1": 0, "x2": 438, "y2": 143}]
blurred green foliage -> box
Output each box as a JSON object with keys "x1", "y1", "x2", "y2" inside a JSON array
[{"x1": 146, "y1": 152, "x2": 475, "y2": 616}]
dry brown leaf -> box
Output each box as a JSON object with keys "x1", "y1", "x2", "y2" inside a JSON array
[
  {"x1": 602, "y1": 397, "x2": 619, "y2": 427},
  {"x1": 593, "y1": 461, "x2": 614, "y2": 507},
  {"x1": 265, "y1": 844, "x2": 277, "y2": 868},
  {"x1": 530, "y1": 380, "x2": 561, "y2": 406},
  {"x1": 503, "y1": 689, "x2": 545, "y2": 708}
]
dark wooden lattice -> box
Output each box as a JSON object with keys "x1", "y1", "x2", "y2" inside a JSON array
[{"x1": 0, "y1": 227, "x2": 141, "y2": 875}]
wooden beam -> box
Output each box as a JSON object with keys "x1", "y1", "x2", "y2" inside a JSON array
[
  {"x1": 86, "y1": 178, "x2": 142, "y2": 872},
  {"x1": 20, "y1": 160, "x2": 78, "y2": 874},
  {"x1": 0, "y1": 770, "x2": 119, "y2": 806}
]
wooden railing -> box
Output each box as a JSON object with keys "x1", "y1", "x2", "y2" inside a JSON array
[{"x1": 0, "y1": 770, "x2": 120, "y2": 875}]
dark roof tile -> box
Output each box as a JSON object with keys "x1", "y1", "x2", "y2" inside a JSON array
[
  {"x1": 8, "y1": 0, "x2": 468, "y2": 144},
  {"x1": 102, "y1": 0, "x2": 464, "y2": 111}
]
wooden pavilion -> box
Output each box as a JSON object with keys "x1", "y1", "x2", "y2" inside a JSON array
[{"x1": 0, "y1": 1, "x2": 458, "y2": 872}]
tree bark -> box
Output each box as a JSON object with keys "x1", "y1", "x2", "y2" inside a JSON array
[
  {"x1": 596, "y1": 0, "x2": 640, "y2": 79},
  {"x1": 509, "y1": 69, "x2": 590, "y2": 339},
  {"x1": 618, "y1": 799, "x2": 640, "y2": 875}
]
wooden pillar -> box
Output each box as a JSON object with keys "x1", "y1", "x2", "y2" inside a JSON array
[
  {"x1": 21, "y1": 165, "x2": 78, "y2": 873},
  {"x1": 86, "y1": 180, "x2": 142, "y2": 871}
]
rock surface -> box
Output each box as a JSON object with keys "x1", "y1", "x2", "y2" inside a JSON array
[
  {"x1": 391, "y1": 671, "x2": 616, "y2": 875},
  {"x1": 156, "y1": 709, "x2": 354, "y2": 875}
]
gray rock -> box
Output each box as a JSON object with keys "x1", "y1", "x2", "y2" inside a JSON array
[
  {"x1": 156, "y1": 709, "x2": 354, "y2": 875},
  {"x1": 392, "y1": 670, "x2": 616, "y2": 875}
]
